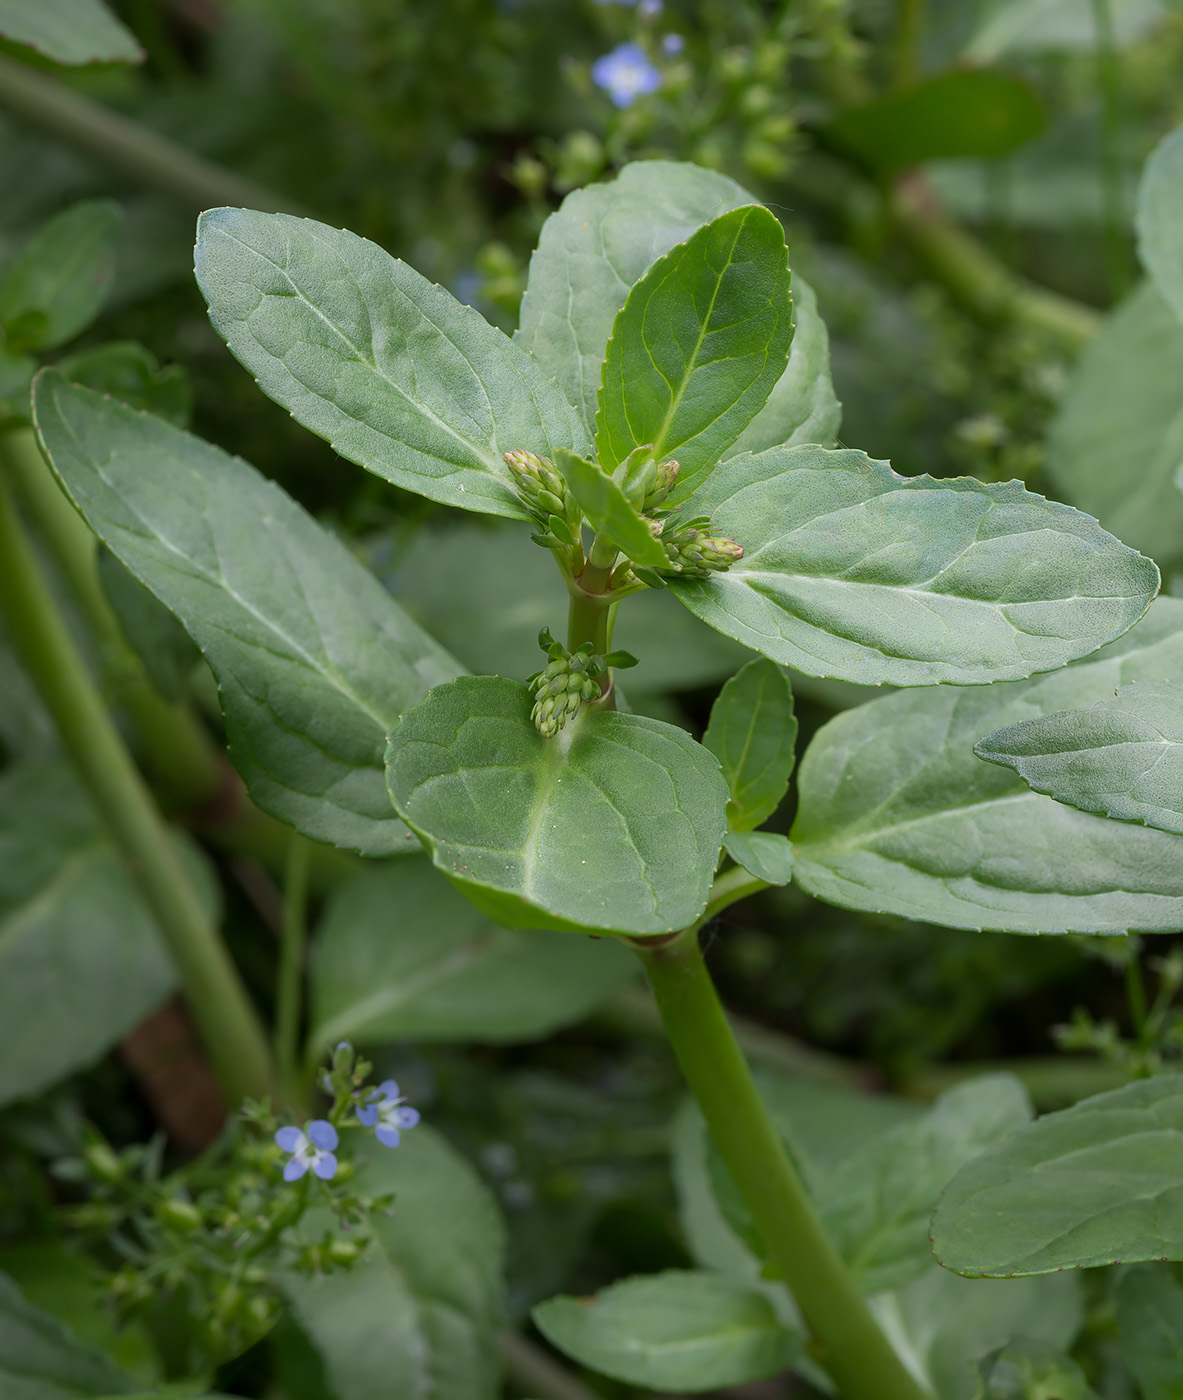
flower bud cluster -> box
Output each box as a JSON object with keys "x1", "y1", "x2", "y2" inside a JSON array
[
  {"x1": 528, "y1": 638, "x2": 606, "y2": 738},
  {"x1": 654, "y1": 514, "x2": 744, "y2": 578},
  {"x1": 618, "y1": 444, "x2": 681, "y2": 513},
  {"x1": 504, "y1": 449, "x2": 581, "y2": 552}
]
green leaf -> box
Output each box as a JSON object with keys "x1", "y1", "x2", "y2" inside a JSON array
[
  {"x1": 724, "y1": 274, "x2": 841, "y2": 458},
  {"x1": 281, "y1": 1128, "x2": 504, "y2": 1400},
  {"x1": 974, "y1": 1343, "x2": 1097, "y2": 1400},
  {"x1": 533, "y1": 1270, "x2": 800, "y2": 1392},
  {"x1": 0, "y1": 350, "x2": 35, "y2": 427},
  {"x1": 308, "y1": 858, "x2": 635, "y2": 1055},
  {"x1": 1138, "y1": 124, "x2": 1183, "y2": 328},
  {"x1": 58, "y1": 342, "x2": 191, "y2": 427},
  {"x1": 964, "y1": 0, "x2": 1168, "y2": 60},
  {"x1": 826, "y1": 71, "x2": 1044, "y2": 177},
  {"x1": 385, "y1": 519, "x2": 750, "y2": 693},
  {"x1": 704, "y1": 657, "x2": 796, "y2": 830},
  {"x1": 671, "y1": 445, "x2": 1158, "y2": 687},
  {"x1": 816, "y1": 1076, "x2": 1032, "y2": 1295},
  {"x1": 96, "y1": 549, "x2": 199, "y2": 702},
  {"x1": 0, "y1": 202, "x2": 121, "y2": 353},
  {"x1": 385, "y1": 675, "x2": 728, "y2": 936},
  {"x1": 33, "y1": 370, "x2": 461, "y2": 857},
  {"x1": 793, "y1": 597, "x2": 1183, "y2": 934},
  {"x1": 0, "y1": 763, "x2": 176, "y2": 1109},
  {"x1": 552, "y1": 446, "x2": 666, "y2": 566},
  {"x1": 595, "y1": 206, "x2": 793, "y2": 502},
  {"x1": 1047, "y1": 281, "x2": 1183, "y2": 567},
  {"x1": 975, "y1": 681, "x2": 1183, "y2": 834},
  {"x1": 722, "y1": 830, "x2": 794, "y2": 885},
  {"x1": 195, "y1": 209, "x2": 587, "y2": 519},
  {"x1": 0, "y1": 1271, "x2": 137, "y2": 1399},
  {"x1": 932, "y1": 1076, "x2": 1183, "y2": 1276},
  {"x1": 0, "y1": 0, "x2": 142, "y2": 65},
  {"x1": 1115, "y1": 1266, "x2": 1183, "y2": 1400}
]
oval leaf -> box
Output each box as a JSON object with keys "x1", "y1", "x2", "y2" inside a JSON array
[
  {"x1": 0, "y1": 0, "x2": 143, "y2": 65},
  {"x1": 553, "y1": 446, "x2": 666, "y2": 567},
  {"x1": 533, "y1": 1270, "x2": 799, "y2": 1392},
  {"x1": 722, "y1": 830, "x2": 794, "y2": 886},
  {"x1": 1138, "y1": 124, "x2": 1183, "y2": 327},
  {"x1": 704, "y1": 657, "x2": 796, "y2": 830},
  {"x1": 34, "y1": 370, "x2": 460, "y2": 857},
  {"x1": 671, "y1": 445, "x2": 1158, "y2": 687},
  {"x1": 308, "y1": 859, "x2": 635, "y2": 1055},
  {"x1": 384, "y1": 675, "x2": 728, "y2": 936},
  {"x1": 976, "y1": 680, "x2": 1183, "y2": 834},
  {"x1": 932, "y1": 1077, "x2": 1183, "y2": 1277},
  {"x1": 791, "y1": 597, "x2": 1183, "y2": 933},
  {"x1": 195, "y1": 209, "x2": 587, "y2": 518},
  {"x1": 595, "y1": 205, "x2": 794, "y2": 500}
]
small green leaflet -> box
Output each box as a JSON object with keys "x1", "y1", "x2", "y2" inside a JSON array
[
  {"x1": 34, "y1": 371, "x2": 460, "y2": 857},
  {"x1": 595, "y1": 206, "x2": 794, "y2": 502},
  {"x1": 0, "y1": 0, "x2": 142, "y2": 65},
  {"x1": 723, "y1": 830, "x2": 794, "y2": 886},
  {"x1": 195, "y1": 209, "x2": 588, "y2": 519},
  {"x1": 385, "y1": 675, "x2": 729, "y2": 936},
  {"x1": 670, "y1": 444, "x2": 1158, "y2": 687},
  {"x1": 704, "y1": 657, "x2": 796, "y2": 830},
  {"x1": 552, "y1": 446, "x2": 666, "y2": 567},
  {"x1": 932, "y1": 1076, "x2": 1183, "y2": 1277},
  {"x1": 976, "y1": 681, "x2": 1183, "y2": 834},
  {"x1": 1138, "y1": 124, "x2": 1183, "y2": 328},
  {"x1": 533, "y1": 1270, "x2": 800, "y2": 1392},
  {"x1": 791, "y1": 597, "x2": 1183, "y2": 934}
]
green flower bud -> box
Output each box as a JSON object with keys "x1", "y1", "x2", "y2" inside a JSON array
[
  {"x1": 83, "y1": 1141, "x2": 125, "y2": 1184},
  {"x1": 156, "y1": 1197, "x2": 203, "y2": 1233},
  {"x1": 328, "y1": 1238, "x2": 362, "y2": 1266},
  {"x1": 655, "y1": 516, "x2": 744, "y2": 578},
  {"x1": 646, "y1": 458, "x2": 680, "y2": 508}
]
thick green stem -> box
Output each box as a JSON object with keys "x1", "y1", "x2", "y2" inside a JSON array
[
  {"x1": 0, "y1": 462, "x2": 275, "y2": 1107},
  {"x1": 638, "y1": 929, "x2": 928, "y2": 1400},
  {"x1": 892, "y1": 0, "x2": 926, "y2": 89},
  {"x1": 276, "y1": 836, "x2": 311, "y2": 1111},
  {"x1": 568, "y1": 535, "x2": 618, "y2": 709},
  {"x1": 5, "y1": 429, "x2": 222, "y2": 807},
  {"x1": 0, "y1": 54, "x2": 305, "y2": 215}
]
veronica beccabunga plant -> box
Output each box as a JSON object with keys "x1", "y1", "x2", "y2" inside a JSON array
[{"x1": 21, "y1": 155, "x2": 1183, "y2": 1400}]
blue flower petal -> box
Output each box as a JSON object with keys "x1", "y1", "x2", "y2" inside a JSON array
[
  {"x1": 312, "y1": 1151, "x2": 339, "y2": 1180},
  {"x1": 375, "y1": 1125, "x2": 401, "y2": 1150},
  {"x1": 307, "y1": 1119, "x2": 339, "y2": 1150},
  {"x1": 275, "y1": 1125, "x2": 304, "y2": 1152},
  {"x1": 376, "y1": 1079, "x2": 400, "y2": 1101},
  {"x1": 283, "y1": 1156, "x2": 309, "y2": 1182},
  {"x1": 357, "y1": 1104, "x2": 379, "y2": 1127},
  {"x1": 394, "y1": 1107, "x2": 421, "y2": 1128}
]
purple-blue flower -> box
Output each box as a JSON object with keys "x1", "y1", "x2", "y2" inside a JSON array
[
  {"x1": 275, "y1": 1120, "x2": 338, "y2": 1182},
  {"x1": 357, "y1": 1079, "x2": 421, "y2": 1150},
  {"x1": 662, "y1": 33, "x2": 684, "y2": 55},
  {"x1": 592, "y1": 42, "x2": 662, "y2": 108},
  {"x1": 638, "y1": 0, "x2": 662, "y2": 15}
]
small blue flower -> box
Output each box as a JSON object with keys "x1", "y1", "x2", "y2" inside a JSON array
[
  {"x1": 638, "y1": 0, "x2": 662, "y2": 16},
  {"x1": 357, "y1": 1079, "x2": 421, "y2": 1150},
  {"x1": 275, "y1": 1120, "x2": 338, "y2": 1182},
  {"x1": 592, "y1": 42, "x2": 662, "y2": 108},
  {"x1": 662, "y1": 33, "x2": 684, "y2": 55}
]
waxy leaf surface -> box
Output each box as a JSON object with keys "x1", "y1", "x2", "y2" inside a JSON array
[
  {"x1": 1138, "y1": 124, "x2": 1183, "y2": 327},
  {"x1": 195, "y1": 209, "x2": 587, "y2": 518},
  {"x1": 309, "y1": 859, "x2": 635, "y2": 1055},
  {"x1": 976, "y1": 681, "x2": 1183, "y2": 833},
  {"x1": 518, "y1": 161, "x2": 839, "y2": 450},
  {"x1": 596, "y1": 206, "x2": 793, "y2": 501},
  {"x1": 704, "y1": 657, "x2": 796, "y2": 830},
  {"x1": 533, "y1": 1270, "x2": 799, "y2": 1392},
  {"x1": 0, "y1": 0, "x2": 142, "y2": 65},
  {"x1": 1115, "y1": 1266, "x2": 1183, "y2": 1400},
  {"x1": 671, "y1": 445, "x2": 1158, "y2": 687},
  {"x1": 34, "y1": 372, "x2": 460, "y2": 856},
  {"x1": 385, "y1": 675, "x2": 728, "y2": 936},
  {"x1": 932, "y1": 1077, "x2": 1183, "y2": 1276},
  {"x1": 1047, "y1": 281, "x2": 1183, "y2": 566},
  {"x1": 553, "y1": 446, "x2": 666, "y2": 567},
  {"x1": 792, "y1": 597, "x2": 1183, "y2": 933}
]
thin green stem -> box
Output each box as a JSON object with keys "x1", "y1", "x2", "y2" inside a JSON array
[
  {"x1": 637, "y1": 928, "x2": 928, "y2": 1400},
  {"x1": 1124, "y1": 940, "x2": 1149, "y2": 1043},
  {"x1": 0, "y1": 55, "x2": 306, "y2": 215},
  {"x1": 0, "y1": 459, "x2": 275, "y2": 1107},
  {"x1": 499, "y1": 1331, "x2": 601, "y2": 1400},
  {"x1": 1090, "y1": 0, "x2": 1131, "y2": 298},
  {"x1": 892, "y1": 0, "x2": 926, "y2": 89},
  {"x1": 276, "y1": 835, "x2": 311, "y2": 1111}
]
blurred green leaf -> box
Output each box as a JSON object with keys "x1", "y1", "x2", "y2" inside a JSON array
[
  {"x1": 0, "y1": 1270, "x2": 137, "y2": 1398},
  {"x1": 533, "y1": 1270, "x2": 800, "y2": 1391},
  {"x1": 0, "y1": 201, "x2": 121, "y2": 353},
  {"x1": 671, "y1": 445, "x2": 1157, "y2": 686},
  {"x1": 281, "y1": 1127, "x2": 505, "y2": 1400},
  {"x1": 385, "y1": 675, "x2": 728, "y2": 936},
  {"x1": 976, "y1": 681, "x2": 1183, "y2": 833},
  {"x1": 973, "y1": 1343, "x2": 1097, "y2": 1400},
  {"x1": 1138, "y1": 124, "x2": 1183, "y2": 328},
  {"x1": 932, "y1": 1077, "x2": 1183, "y2": 1275},
  {"x1": 0, "y1": 0, "x2": 142, "y2": 64},
  {"x1": 34, "y1": 371, "x2": 461, "y2": 856},
  {"x1": 308, "y1": 859, "x2": 636, "y2": 1055},
  {"x1": 96, "y1": 548, "x2": 199, "y2": 704},
  {"x1": 1115, "y1": 1266, "x2": 1183, "y2": 1400},
  {"x1": 964, "y1": 0, "x2": 1168, "y2": 60},
  {"x1": 1047, "y1": 282, "x2": 1183, "y2": 567},
  {"x1": 596, "y1": 206, "x2": 793, "y2": 503},
  {"x1": 704, "y1": 657, "x2": 796, "y2": 831},
  {"x1": 57, "y1": 342, "x2": 190, "y2": 427},
  {"x1": 827, "y1": 71, "x2": 1044, "y2": 177},
  {"x1": 195, "y1": 209, "x2": 587, "y2": 519},
  {"x1": 792, "y1": 598, "x2": 1183, "y2": 934}
]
